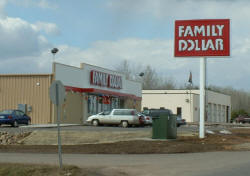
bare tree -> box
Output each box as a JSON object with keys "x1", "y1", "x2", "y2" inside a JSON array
[
  {"x1": 115, "y1": 60, "x2": 176, "y2": 90},
  {"x1": 115, "y1": 60, "x2": 132, "y2": 80},
  {"x1": 157, "y1": 77, "x2": 176, "y2": 90},
  {"x1": 208, "y1": 85, "x2": 250, "y2": 114},
  {"x1": 141, "y1": 65, "x2": 160, "y2": 90}
]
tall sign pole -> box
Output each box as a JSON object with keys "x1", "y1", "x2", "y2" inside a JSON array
[
  {"x1": 55, "y1": 83, "x2": 62, "y2": 168},
  {"x1": 199, "y1": 57, "x2": 206, "y2": 138},
  {"x1": 50, "y1": 80, "x2": 65, "y2": 168},
  {"x1": 174, "y1": 19, "x2": 230, "y2": 139}
]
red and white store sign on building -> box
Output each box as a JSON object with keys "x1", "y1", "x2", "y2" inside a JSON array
[
  {"x1": 174, "y1": 19, "x2": 230, "y2": 57},
  {"x1": 90, "y1": 70, "x2": 122, "y2": 89}
]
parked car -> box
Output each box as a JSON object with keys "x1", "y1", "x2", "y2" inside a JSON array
[
  {"x1": 138, "y1": 113, "x2": 152, "y2": 126},
  {"x1": 142, "y1": 108, "x2": 186, "y2": 127},
  {"x1": 0, "y1": 109, "x2": 31, "y2": 127},
  {"x1": 234, "y1": 115, "x2": 250, "y2": 124},
  {"x1": 142, "y1": 108, "x2": 173, "y2": 118},
  {"x1": 87, "y1": 109, "x2": 144, "y2": 128},
  {"x1": 174, "y1": 114, "x2": 187, "y2": 127}
]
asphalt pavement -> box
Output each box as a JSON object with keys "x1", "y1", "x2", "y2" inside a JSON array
[{"x1": 0, "y1": 151, "x2": 249, "y2": 176}]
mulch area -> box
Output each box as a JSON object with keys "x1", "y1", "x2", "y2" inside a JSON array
[{"x1": 0, "y1": 128, "x2": 250, "y2": 154}]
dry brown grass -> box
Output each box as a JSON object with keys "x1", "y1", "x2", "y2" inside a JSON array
[
  {"x1": 0, "y1": 164, "x2": 81, "y2": 176},
  {"x1": 0, "y1": 163, "x2": 129, "y2": 176}
]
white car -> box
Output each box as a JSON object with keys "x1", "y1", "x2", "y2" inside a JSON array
[{"x1": 87, "y1": 109, "x2": 144, "y2": 128}]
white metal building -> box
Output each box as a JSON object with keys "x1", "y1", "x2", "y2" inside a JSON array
[
  {"x1": 142, "y1": 90, "x2": 231, "y2": 123},
  {"x1": 55, "y1": 62, "x2": 142, "y2": 123}
]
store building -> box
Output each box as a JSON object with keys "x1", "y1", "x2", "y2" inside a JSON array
[
  {"x1": 142, "y1": 90, "x2": 231, "y2": 123},
  {"x1": 0, "y1": 62, "x2": 142, "y2": 124}
]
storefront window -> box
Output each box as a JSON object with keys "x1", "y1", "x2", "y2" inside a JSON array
[
  {"x1": 111, "y1": 97, "x2": 120, "y2": 110},
  {"x1": 88, "y1": 95, "x2": 97, "y2": 115},
  {"x1": 98, "y1": 96, "x2": 102, "y2": 113},
  {"x1": 88, "y1": 95, "x2": 123, "y2": 115}
]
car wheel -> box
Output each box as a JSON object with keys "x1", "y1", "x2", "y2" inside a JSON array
[
  {"x1": 92, "y1": 119, "x2": 99, "y2": 127},
  {"x1": 13, "y1": 121, "x2": 19, "y2": 127},
  {"x1": 121, "y1": 121, "x2": 128, "y2": 128},
  {"x1": 27, "y1": 120, "x2": 31, "y2": 125}
]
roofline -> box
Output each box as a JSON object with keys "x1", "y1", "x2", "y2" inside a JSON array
[
  {"x1": 0, "y1": 73, "x2": 53, "y2": 77},
  {"x1": 54, "y1": 62, "x2": 82, "y2": 70},
  {"x1": 54, "y1": 62, "x2": 141, "y2": 84},
  {"x1": 80, "y1": 62, "x2": 125, "y2": 75},
  {"x1": 142, "y1": 89, "x2": 231, "y2": 96},
  {"x1": 142, "y1": 92, "x2": 200, "y2": 95}
]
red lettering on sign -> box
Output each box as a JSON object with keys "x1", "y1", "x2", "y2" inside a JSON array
[{"x1": 90, "y1": 70, "x2": 122, "y2": 89}]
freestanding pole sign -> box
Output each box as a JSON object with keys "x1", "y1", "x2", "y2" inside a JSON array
[
  {"x1": 174, "y1": 19, "x2": 230, "y2": 138},
  {"x1": 49, "y1": 80, "x2": 65, "y2": 168}
]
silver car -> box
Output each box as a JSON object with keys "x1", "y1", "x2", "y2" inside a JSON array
[{"x1": 87, "y1": 109, "x2": 144, "y2": 128}]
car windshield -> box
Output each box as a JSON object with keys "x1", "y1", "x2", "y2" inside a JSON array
[
  {"x1": 142, "y1": 110, "x2": 149, "y2": 115},
  {"x1": 100, "y1": 111, "x2": 110, "y2": 115},
  {"x1": 0, "y1": 110, "x2": 13, "y2": 115}
]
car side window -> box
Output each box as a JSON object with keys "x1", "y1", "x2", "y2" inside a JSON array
[
  {"x1": 130, "y1": 110, "x2": 136, "y2": 115},
  {"x1": 14, "y1": 111, "x2": 19, "y2": 116},
  {"x1": 103, "y1": 111, "x2": 110, "y2": 115},
  {"x1": 122, "y1": 110, "x2": 129, "y2": 115},
  {"x1": 142, "y1": 110, "x2": 149, "y2": 115},
  {"x1": 124, "y1": 110, "x2": 135, "y2": 115},
  {"x1": 19, "y1": 111, "x2": 25, "y2": 116},
  {"x1": 113, "y1": 110, "x2": 137, "y2": 116},
  {"x1": 113, "y1": 110, "x2": 122, "y2": 115}
]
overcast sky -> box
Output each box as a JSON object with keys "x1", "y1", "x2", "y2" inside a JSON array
[{"x1": 0, "y1": 0, "x2": 250, "y2": 90}]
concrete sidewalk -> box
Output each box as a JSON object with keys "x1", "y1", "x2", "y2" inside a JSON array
[{"x1": 20, "y1": 124, "x2": 81, "y2": 128}]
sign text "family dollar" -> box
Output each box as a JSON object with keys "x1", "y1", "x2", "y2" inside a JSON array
[{"x1": 174, "y1": 19, "x2": 230, "y2": 57}]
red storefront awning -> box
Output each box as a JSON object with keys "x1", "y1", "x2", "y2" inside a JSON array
[{"x1": 65, "y1": 86, "x2": 141, "y2": 100}]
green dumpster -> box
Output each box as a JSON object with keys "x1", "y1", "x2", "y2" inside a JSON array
[{"x1": 152, "y1": 114, "x2": 177, "y2": 139}]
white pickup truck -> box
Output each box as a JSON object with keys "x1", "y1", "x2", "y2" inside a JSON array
[{"x1": 86, "y1": 109, "x2": 144, "y2": 128}]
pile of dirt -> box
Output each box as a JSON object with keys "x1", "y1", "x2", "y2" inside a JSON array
[
  {"x1": 19, "y1": 130, "x2": 152, "y2": 145},
  {"x1": 0, "y1": 132, "x2": 31, "y2": 145}
]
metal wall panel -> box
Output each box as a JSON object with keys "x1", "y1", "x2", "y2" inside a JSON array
[{"x1": 0, "y1": 74, "x2": 53, "y2": 124}]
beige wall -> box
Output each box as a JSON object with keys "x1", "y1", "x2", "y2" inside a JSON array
[
  {"x1": 53, "y1": 91, "x2": 83, "y2": 124},
  {"x1": 142, "y1": 90, "x2": 231, "y2": 123},
  {"x1": 142, "y1": 92, "x2": 194, "y2": 122},
  {"x1": 192, "y1": 94, "x2": 200, "y2": 122},
  {"x1": 0, "y1": 74, "x2": 53, "y2": 124}
]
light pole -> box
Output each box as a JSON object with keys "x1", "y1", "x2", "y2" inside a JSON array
[
  {"x1": 138, "y1": 72, "x2": 144, "y2": 111},
  {"x1": 51, "y1": 48, "x2": 59, "y2": 62},
  {"x1": 139, "y1": 72, "x2": 144, "y2": 88},
  {"x1": 188, "y1": 71, "x2": 193, "y2": 126}
]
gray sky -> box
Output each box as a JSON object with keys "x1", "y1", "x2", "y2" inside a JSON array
[{"x1": 0, "y1": 0, "x2": 249, "y2": 90}]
